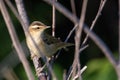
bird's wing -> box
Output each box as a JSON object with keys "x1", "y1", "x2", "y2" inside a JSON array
[
  {"x1": 42, "y1": 33, "x2": 62, "y2": 45},
  {"x1": 42, "y1": 33, "x2": 74, "y2": 49}
]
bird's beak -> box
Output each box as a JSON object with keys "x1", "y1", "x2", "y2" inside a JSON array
[{"x1": 45, "y1": 26, "x2": 51, "y2": 29}]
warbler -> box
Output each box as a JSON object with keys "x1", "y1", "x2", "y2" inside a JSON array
[{"x1": 26, "y1": 21, "x2": 74, "y2": 58}]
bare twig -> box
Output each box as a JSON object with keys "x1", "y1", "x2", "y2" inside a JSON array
[
  {"x1": 52, "y1": 0, "x2": 57, "y2": 37},
  {"x1": 73, "y1": 66, "x2": 87, "y2": 80},
  {"x1": 43, "y1": 0, "x2": 78, "y2": 23},
  {"x1": 5, "y1": 0, "x2": 20, "y2": 20},
  {"x1": 65, "y1": 24, "x2": 78, "y2": 42},
  {"x1": 80, "y1": 66, "x2": 87, "y2": 74},
  {"x1": 70, "y1": 0, "x2": 77, "y2": 16},
  {"x1": 0, "y1": 0, "x2": 34, "y2": 80},
  {"x1": 15, "y1": 0, "x2": 29, "y2": 28},
  {"x1": 67, "y1": 65, "x2": 87, "y2": 80},
  {"x1": 79, "y1": 45, "x2": 89, "y2": 53},
  {"x1": 66, "y1": 44, "x2": 88, "y2": 80},
  {"x1": 72, "y1": 0, "x2": 88, "y2": 79},
  {"x1": 82, "y1": 0, "x2": 107, "y2": 46},
  {"x1": 64, "y1": 23, "x2": 89, "y2": 52},
  {"x1": 5, "y1": 0, "x2": 28, "y2": 36},
  {"x1": 55, "y1": 24, "x2": 78, "y2": 59}
]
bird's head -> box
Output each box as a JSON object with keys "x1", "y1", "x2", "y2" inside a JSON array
[{"x1": 28, "y1": 21, "x2": 50, "y2": 37}]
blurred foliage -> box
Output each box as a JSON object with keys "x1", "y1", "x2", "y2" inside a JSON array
[
  {"x1": 53, "y1": 64, "x2": 64, "y2": 80},
  {"x1": 83, "y1": 58, "x2": 117, "y2": 80}
]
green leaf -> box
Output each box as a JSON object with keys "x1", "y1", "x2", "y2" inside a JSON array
[{"x1": 83, "y1": 58, "x2": 117, "y2": 80}]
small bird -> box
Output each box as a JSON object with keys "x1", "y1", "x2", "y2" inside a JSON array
[{"x1": 26, "y1": 21, "x2": 74, "y2": 58}]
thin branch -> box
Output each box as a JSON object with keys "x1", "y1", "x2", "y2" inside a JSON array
[
  {"x1": 5, "y1": 0, "x2": 28, "y2": 37},
  {"x1": 73, "y1": 66, "x2": 87, "y2": 80},
  {"x1": 44, "y1": 0, "x2": 78, "y2": 24},
  {"x1": 64, "y1": 23, "x2": 89, "y2": 52},
  {"x1": 5, "y1": 0, "x2": 20, "y2": 20},
  {"x1": 67, "y1": 65, "x2": 87, "y2": 80},
  {"x1": 52, "y1": 0, "x2": 57, "y2": 37},
  {"x1": 80, "y1": 66, "x2": 87, "y2": 74},
  {"x1": 72, "y1": 0, "x2": 88, "y2": 79},
  {"x1": 82, "y1": 0, "x2": 107, "y2": 46},
  {"x1": 55, "y1": 24, "x2": 78, "y2": 59},
  {"x1": 15, "y1": 0, "x2": 29, "y2": 28},
  {"x1": 0, "y1": 0, "x2": 34, "y2": 80},
  {"x1": 79, "y1": 44, "x2": 89, "y2": 53},
  {"x1": 66, "y1": 45, "x2": 88, "y2": 80},
  {"x1": 70, "y1": 0, "x2": 77, "y2": 16},
  {"x1": 5, "y1": 0, "x2": 24, "y2": 26},
  {"x1": 65, "y1": 24, "x2": 78, "y2": 42}
]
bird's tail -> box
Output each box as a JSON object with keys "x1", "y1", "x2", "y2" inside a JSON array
[{"x1": 56, "y1": 42, "x2": 74, "y2": 51}]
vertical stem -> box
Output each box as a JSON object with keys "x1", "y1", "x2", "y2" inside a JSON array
[
  {"x1": 70, "y1": 0, "x2": 77, "y2": 16},
  {"x1": 82, "y1": 0, "x2": 107, "y2": 46},
  {"x1": 32, "y1": 56, "x2": 47, "y2": 80},
  {"x1": 72, "y1": 0, "x2": 88, "y2": 79},
  {"x1": 0, "y1": 0, "x2": 34, "y2": 80},
  {"x1": 15, "y1": 0, "x2": 29, "y2": 28},
  {"x1": 52, "y1": 0, "x2": 57, "y2": 37},
  {"x1": 5, "y1": 0, "x2": 28, "y2": 37}
]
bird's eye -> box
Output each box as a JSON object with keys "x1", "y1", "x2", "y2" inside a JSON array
[{"x1": 36, "y1": 27, "x2": 40, "y2": 29}]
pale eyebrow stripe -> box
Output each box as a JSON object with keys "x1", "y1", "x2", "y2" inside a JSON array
[{"x1": 30, "y1": 21, "x2": 46, "y2": 27}]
